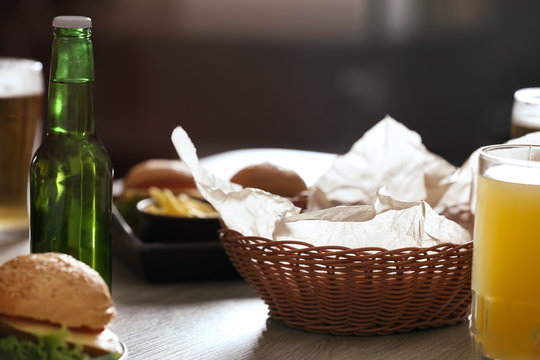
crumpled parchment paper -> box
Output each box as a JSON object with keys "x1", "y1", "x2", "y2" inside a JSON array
[
  {"x1": 308, "y1": 116, "x2": 457, "y2": 211},
  {"x1": 273, "y1": 188, "x2": 470, "y2": 248},
  {"x1": 171, "y1": 116, "x2": 486, "y2": 249}
]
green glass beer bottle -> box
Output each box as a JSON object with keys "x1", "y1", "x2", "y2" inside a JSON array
[{"x1": 30, "y1": 16, "x2": 113, "y2": 286}]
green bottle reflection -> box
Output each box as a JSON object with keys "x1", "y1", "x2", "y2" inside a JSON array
[{"x1": 30, "y1": 16, "x2": 113, "y2": 287}]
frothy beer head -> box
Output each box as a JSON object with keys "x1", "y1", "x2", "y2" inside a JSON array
[{"x1": 0, "y1": 58, "x2": 44, "y2": 98}]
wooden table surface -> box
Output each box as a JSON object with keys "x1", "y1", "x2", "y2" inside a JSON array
[{"x1": 1, "y1": 238, "x2": 475, "y2": 360}]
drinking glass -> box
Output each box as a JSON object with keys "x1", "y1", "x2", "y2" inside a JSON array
[
  {"x1": 471, "y1": 144, "x2": 540, "y2": 359},
  {"x1": 511, "y1": 87, "x2": 540, "y2": 139},
  {"x1": 0, "y1": 58, "x2": 43, "y2": 240}
]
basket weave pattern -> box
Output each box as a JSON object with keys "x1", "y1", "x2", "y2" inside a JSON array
[{"x1": 220, "y1": 229, "x2": 473, "y2": 336}]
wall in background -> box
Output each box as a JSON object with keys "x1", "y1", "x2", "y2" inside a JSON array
[{"x1": 2, "y1": 0, "x2": 540, "y2": 176}]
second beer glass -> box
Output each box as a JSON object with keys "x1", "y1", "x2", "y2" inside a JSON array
[{"x1": 511, "y1": 87, "x2": 540, "y2": 138}]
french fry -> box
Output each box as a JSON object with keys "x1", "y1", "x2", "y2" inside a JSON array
[{"x1": 146, "y1": 187, "x2": 218, "y2": 218}]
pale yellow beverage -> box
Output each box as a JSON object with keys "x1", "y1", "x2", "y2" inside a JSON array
[{"x1": 472, "y1": 163, "x2": 540, "y2": 359}]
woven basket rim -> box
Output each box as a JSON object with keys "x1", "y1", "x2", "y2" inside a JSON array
[{"x1": 221, "y1": 228, "x2": 473, "y2": 254}]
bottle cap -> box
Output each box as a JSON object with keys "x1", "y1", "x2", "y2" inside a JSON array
[{"x1": 52, "y1": 16, "x2": 92, "y2": 29}]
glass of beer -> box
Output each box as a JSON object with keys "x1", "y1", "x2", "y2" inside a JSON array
[
  {"x1": 471, "y1": 144, "x2": 540, "y2": 359},
  {"x1": 0, "y1": 58, "x2": 43, "y2": 241},
  {"x1": 511, "y1": 87, "x2": 540, "y2": 138}
]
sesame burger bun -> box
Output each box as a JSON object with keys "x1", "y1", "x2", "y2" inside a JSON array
[
  {"x1": 123, "y1": 159, "x2": 197, "y2": 195},
  {"x1": 230, "y1": 162, "x2": 308, "y2": 198},
  {"x1": 0, "y1": 253, "x2": 116, "y2": 330}
]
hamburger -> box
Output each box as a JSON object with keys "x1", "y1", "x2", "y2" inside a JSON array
[
  {"x1": 0, "y1": 253, "x2": 124, "y2": 359},
  {"x1": 117, "y1": 158, "x2": 200, "y2": 223},
  {"x1": 230, "y1": 162, "x2": 309, "y2": 208}
]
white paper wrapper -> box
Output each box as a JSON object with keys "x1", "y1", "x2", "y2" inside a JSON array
[
  {"x1": 433, "y1": 131, "x2": 540, "y2": 215},
  {"x1": 172, "y1": 127, "x2": 300, "y2": 240},
  {"x1": 171, "y1": 118, "x2": 473, "y2": 250},
  {"x1": 274, "y1": 188, "x2": 470, "y2": 248},
  {"x1": 308, "y1": 116, "x2": 457, "y2": 210}
]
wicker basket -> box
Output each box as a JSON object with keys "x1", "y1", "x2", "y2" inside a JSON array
[{"x1": 219, "y1": 228, "x2": 473, "y2": 336}]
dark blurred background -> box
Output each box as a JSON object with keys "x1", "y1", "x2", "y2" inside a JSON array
[{"x1": 2, "y1": 0, "x2": 540, "y2": 177}]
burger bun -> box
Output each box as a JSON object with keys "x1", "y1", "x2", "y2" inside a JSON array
[
  {"x1": 0, "y1": 252, "x2": 116, "y2": 330},
  {"x1": 230, "y1": 162, "x2": 308, "y2": 198},
  {"x1": 123, "y1": 159, "x2": 197, "y2": 195}
]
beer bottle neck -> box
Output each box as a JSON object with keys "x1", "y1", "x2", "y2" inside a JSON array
[{"x1": 48, "y1": 27, "x2": 95, "y2": 135}]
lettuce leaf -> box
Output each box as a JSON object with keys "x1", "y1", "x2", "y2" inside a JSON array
[
  {"x1": 0, "y1": 326, "x2": 119, "y2": 360},
  {"x1": 0, "y1": 334, "x2": 47, "y2": 359}
]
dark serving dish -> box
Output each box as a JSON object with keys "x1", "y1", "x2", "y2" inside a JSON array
[
  {"x1": 136, "y1": 198, "x2": 221, "y2": 243},
  {"x1": 112, "y1": 206, "x2": 239, "y2": 283},
  {"x1": 111, "y1": 148, "x2": 336, "y2": 282}
]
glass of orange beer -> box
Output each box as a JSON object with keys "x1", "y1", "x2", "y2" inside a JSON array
[
  {"x1": 0, "y1": 58, "x2": 43, "y2": 241},
  {"x1": 471, "y1": 144, "x2": 540, "y2": 359}
]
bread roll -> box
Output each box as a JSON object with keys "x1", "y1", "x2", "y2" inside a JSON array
[
  {"x1": 230, "y1": 162, "x2": 308, "y2": 198},
  {"x1": 0, "y1": 253, "x2": 116, "y2": 330}
]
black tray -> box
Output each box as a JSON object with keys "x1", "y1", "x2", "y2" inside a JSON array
[
  {"x1": 111, "y1": 148, "x2": 336, "y2": 283},
  {"x1": 112, "y1": 206, "x2": 239, "y2": 283}
]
